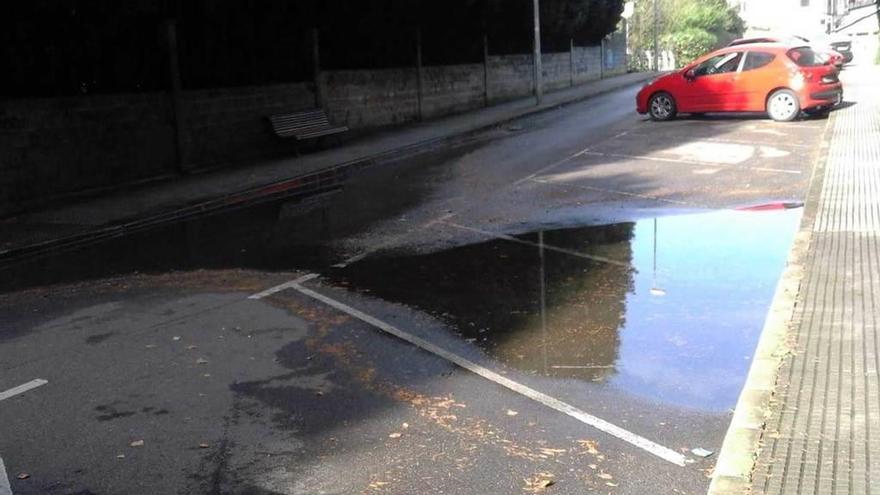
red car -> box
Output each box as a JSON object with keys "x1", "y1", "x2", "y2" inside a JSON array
[
  {"x1": 728, "y1": 36, "x2": 845, "y2": 69},
  {"x1": 636, "y1": 44, "x2": 843, "y2": 122}
]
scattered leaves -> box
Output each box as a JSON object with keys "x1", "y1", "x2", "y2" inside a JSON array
[
  {"x1": 130, "y1": 440, "x2": 145, "y2": 447},
  {"x1": 172, "y1": 336, "x2": 181, "y2": 341},
  {"x1": 597, "y1": 472, "x2": 613, "y2": 480},
  {"x1": 199, "y1": 443, "x2": 210, "y2": 449},
  {"x1": 196, "y1": 358, "x2": 209, "y2": 365},
  {"x1": 16, "y1": 473, "x2": 30, "y2": 480},
  {"x1": 388, "y1": 432, "x2": 402, "y2": 439},
  {"x1": 506, "y1": 409, "x2": 519, "y2": 416}
]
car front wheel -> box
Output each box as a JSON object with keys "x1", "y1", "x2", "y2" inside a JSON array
[
  {"x1": 649, "y1": 92, "x2": 677, "y2": 121},
  {"x1": 767, "y1": 89, "x2": 800, "y2": 122}
]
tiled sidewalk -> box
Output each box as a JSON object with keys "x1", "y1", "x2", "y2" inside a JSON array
[{"x1": 751, "y1": 66, "x2": 880, "y2": 494}]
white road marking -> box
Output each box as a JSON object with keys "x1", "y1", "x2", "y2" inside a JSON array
[
  {"x1": 248, "y1": 273, "x2": 320, "y2": 300},
  {"x1": 291, "y1": 278, "x2": 688, "y2": 467},
  {"x1": 442, "y1": 221, "x2": 631, "y2": 268},
  {"x1": 331, "y1": 212, "x2": 458, "y2": 269},
  {"x1": 580, "y1": 150, "x2": 802, "y2": 175},
  {"x1": 0, "y1": 379, "x2": 48, "y2": 402},
  {"x1": 514, "y1": 146, "x2": 594, "y2": 186},
  {"x1": 0, "y1": 456, "x2": 11, "y2": 495},
  {"x1": 530, "y1": 178, "x2": 705, "y2": 207}
]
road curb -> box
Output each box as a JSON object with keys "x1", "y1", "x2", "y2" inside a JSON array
[
  {"x1": 0, "y1": 73, "x2": 656, "y2": 267},
  {"x1": 706, "y1": 112, "x2": 835, "y2": 495}
]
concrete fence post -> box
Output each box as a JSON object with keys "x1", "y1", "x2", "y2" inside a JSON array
[
  {"x1": 569, "y1": 38, "x2": 575, "y2": 87},
  {"x1": 483, "y1": 34, "x2": 490, "y2": 106},
  {"x1": 311, "y1": 28, "x2": 323, "y2": 108},
  {"x1": 600, "y1": 37, "x2": 605, "y2": 79},
  {"x1": 416, "y1": 26, "x2": 424, "y2": 121},
  {"x1": 532, "y1": 0, "x2": 542, "y2": 105},
  {"x1": 164, "y1": 19, "x2": 187, "y2": 174}
]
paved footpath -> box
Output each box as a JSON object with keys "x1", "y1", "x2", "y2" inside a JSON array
[
  {"x1": 0, "y1": 72, "x2": 653, "y2": 262},
  {"x1": 713, "y1": 65, "x2": 880, "y2": 494}
]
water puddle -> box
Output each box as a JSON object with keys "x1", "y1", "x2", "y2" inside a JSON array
[{"x1": 330, "y1": 208, "x2": 802, "y2": 411}]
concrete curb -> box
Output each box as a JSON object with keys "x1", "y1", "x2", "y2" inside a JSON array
[
  {"x1": 0, "y1": 73, "x2": 656, "y2": 266},
  {"x1": 706, "y1": 111, "x2": 835, "y2": 495}
]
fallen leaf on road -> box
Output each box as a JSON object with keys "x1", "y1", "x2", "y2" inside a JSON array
[
  {"x1": 597, "y1": 472, "x2": 613, "y2": 480},
  {"x1": 577, "y1": 439, "x2": 600, "y2": 455},
  {"x1": 16, "y1": 473, "x2": 30, "y2": 480},
  {"x1": 368, "y1": 481, "x2": 390, "y2": 489},
  {"x1": 199, "y1": 443, "x2": 210, "y2": 449},
  {"x1": 145, "y1": 344, "x2": 157, "y2": 349},
  {"x1": 506, "y1": 409, "x2": 519, "y2": 416},
  {"x1": 402, "y1": 423, "x2": 409, "y2": 429},
  {"x1": 606, "y1": 482, "x2": 618, "y2": 487},
  {"x1": 186, "y1": 345, "x2": 198, "y2": 350},
  {"x1": 539, "y1": 448, "x2": 566, "y2": 456},
  {"x1": 196, "y1": 358, "x2": 209, "y2": 364},
  {"x1": 130, "y1": 440, "x2": 145, "y2": 447},
  {"x1": 388, "y1": 432, "x2": 402, "y2": 439},
  {"x1": 524, "y1": 473, "x2": 555, "y2": 492},
  {"x1": 172, "y1": 336, "x2": 181, "y2": 341},
  {"x1": 116, "y1": 454, "x2": 125, "y2": 459}
]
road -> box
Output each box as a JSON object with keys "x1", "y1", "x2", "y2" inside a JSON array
[{"x1": 0, "y1": 83, "x2": 830, "y2": 494}]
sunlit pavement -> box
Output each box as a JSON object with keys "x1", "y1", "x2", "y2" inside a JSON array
[{"x1": 0, "y1": 80, "x2": 837, "y2": 494}]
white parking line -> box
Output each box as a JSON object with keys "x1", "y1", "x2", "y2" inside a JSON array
[
  {"x1": 291, "y1": 278, "x2": 688, "y2": 467},
  {"x1": 530, "y1": 178, "x2": 706, "y2": 207},
  {"x1": 513, "y1": 146, "x2": 595, "y2": 186},
  {"x1": 248, "y1": 273, "x2": 320, "y2": 300},
  {"x1": 580, "y1": 150, "x2": 802, "y2": 175},
  {"x1": 0, "y1": 456, "x2": 11, "y2": 495},
  {"x1": 0, "y1": 379, "x2": 48, "y2": 402},
  {"x1": 442, "y1": 221, "x2": 631, "y2": 268}
]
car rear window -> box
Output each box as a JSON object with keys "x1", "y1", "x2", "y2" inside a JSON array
[
  {"x1": 743, "y1": 52, "x2": 775, "y2": 71},
  {"x1": 787, "y1": 47, "x2": 824, "y2": 67}
]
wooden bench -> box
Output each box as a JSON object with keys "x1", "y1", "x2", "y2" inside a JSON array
[{"x1": 268, "y1": 109, "x2": 348, "y2": 154}]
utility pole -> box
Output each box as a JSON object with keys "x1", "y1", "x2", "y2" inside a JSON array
[
  {"x1": 653, "y1": 0, "x2": 659, "y2": 71},
  {"x1": 533, "y1": 0, "x2": 543, "y2": 104}
]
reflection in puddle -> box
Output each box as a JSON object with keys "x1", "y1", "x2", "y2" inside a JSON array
[{"x1": 333, "y1": 208, "x2": 801, "y2": 411}]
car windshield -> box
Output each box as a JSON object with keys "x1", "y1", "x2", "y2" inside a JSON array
[{"x1": 787, "y1": 47, "x2": 825, "y2": 67}]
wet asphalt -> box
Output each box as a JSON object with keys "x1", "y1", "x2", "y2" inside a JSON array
[{"x1": 0, "y1": 84, "x2": 831, "y2": 494}]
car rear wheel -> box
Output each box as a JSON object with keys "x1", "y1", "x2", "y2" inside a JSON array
[
  {"x1": 767, "y1": 89, "x2": 800, "y2": 122},
  {"x1": 649, "y1": 92, "x2": 677, "y2": 121}
]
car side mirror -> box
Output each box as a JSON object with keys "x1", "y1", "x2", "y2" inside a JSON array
[{"x1": 684, "y1": 69, "x2": 696, "y2": 80}]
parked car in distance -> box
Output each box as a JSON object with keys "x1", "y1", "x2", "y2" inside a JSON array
[
  {"x1": 636, "y1": 44, "x2": 843, "y2": 122},
  {"x1": 728, "y1": 36, "x2": 845, "y2": 69},
  {"x1": 829, "y1": 40, "x2": 854, "y2": 63}
]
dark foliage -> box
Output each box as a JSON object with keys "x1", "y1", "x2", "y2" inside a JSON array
[{"x1": 2, "y1": 0, "x2": 623, "y2": 97}]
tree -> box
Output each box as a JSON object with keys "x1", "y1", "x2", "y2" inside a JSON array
[{"x1": 627, "y1": 0, "x2": 744, "y2": 70}]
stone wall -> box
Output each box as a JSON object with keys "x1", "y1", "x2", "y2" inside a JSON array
[
  {"x1": 0, "y1": 93, "x2": 176, "y2": 211},
  {"x1": 1, "y1": 35, "x2": 628, "y2": 216},
  {"x1": 180, "y1": 82, "x2": 315, "y2": 169}
]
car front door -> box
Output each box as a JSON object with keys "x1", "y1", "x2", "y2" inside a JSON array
[
  {"x1": 678, "y1": 52, "x2": 744, "y2": 112},
  {"x1": 727, "y1": 50, "x2": 778, "y2": 112}
]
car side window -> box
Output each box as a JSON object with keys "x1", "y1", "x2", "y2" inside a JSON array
[
  {"x1": 742, "y1": 51, "x2": 775, "y2": 71},
  {"x1": 693, "y1": 52, "x2": 743, "y2": 76}
]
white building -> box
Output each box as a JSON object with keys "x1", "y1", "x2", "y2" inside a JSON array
[
  {"x1": 733, "y1": 0, "x2": 850, "y2": 38},
  {"x1": 732, "y1": 0, "x2": 878, "y2": 62}
]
